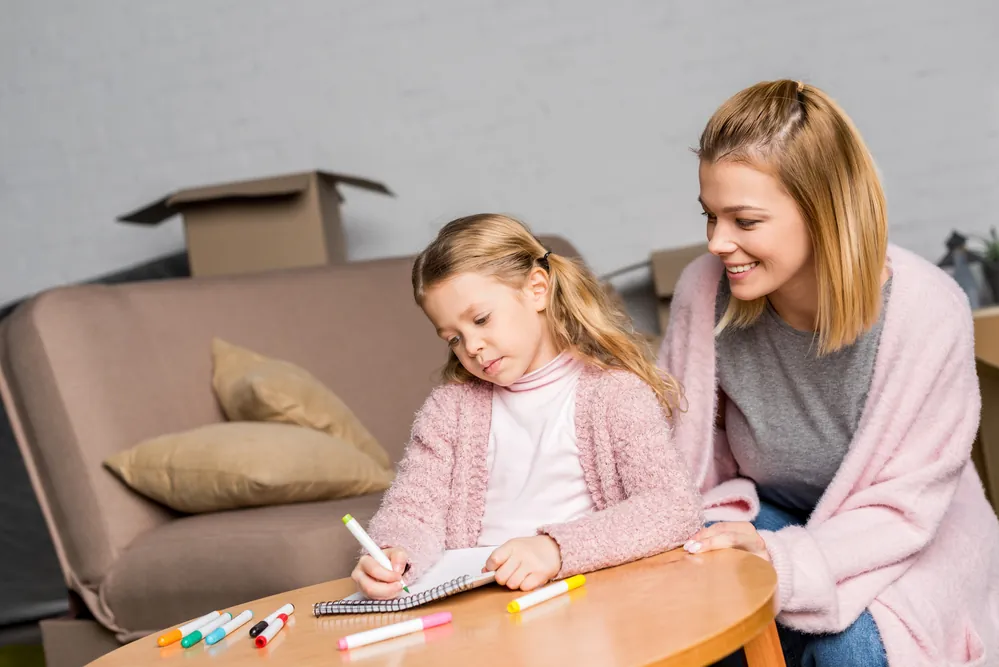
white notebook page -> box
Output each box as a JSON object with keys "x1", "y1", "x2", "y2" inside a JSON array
[{"x1": 346, "y1": 546, "x2": 496, "y2": 600}]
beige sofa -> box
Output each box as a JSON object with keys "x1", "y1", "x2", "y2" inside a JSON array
[{"x1": 0, "y1": 237, "x2": 580, "y2": 665}]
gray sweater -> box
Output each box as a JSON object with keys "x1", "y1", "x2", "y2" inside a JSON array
[{"x1": 714, "y1": 277, "x2": 892, "y2": 515}]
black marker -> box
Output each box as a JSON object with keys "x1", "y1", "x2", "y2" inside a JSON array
[{"x1": 249, "y1": 603, "x2": 294, "y2": 637}]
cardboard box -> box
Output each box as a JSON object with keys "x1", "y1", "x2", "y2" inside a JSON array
[
  {"x1": 118, "y1": 170, "x2": 393, "y2": 277},
  {"x1": 651, "y1": 243, "x2": 710, "y2": 335},
  {"x1": 973, "y1": 306, "x2": 999, "y2": 511}
]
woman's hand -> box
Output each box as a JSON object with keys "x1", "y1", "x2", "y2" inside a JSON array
[
  {"x1": 351, "y1": 548, "x2": 409, "y2": 599},
  {"x1": 684, "y1": 522, "x2": 771, "y2": 562},
  {"x1": 484, "y1": 535, "x2": 563, "y2": 591}
]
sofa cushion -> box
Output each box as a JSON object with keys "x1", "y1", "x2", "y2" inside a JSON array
[
  {"x1": 211, "y1": 338, "x2": 392, "y2": 470},
  {"x1": 101, "y1": 494, "x2": 383, "y2": 633},
  {"x1": 103, "y1": 422, "x2": 394, "y2": 513}
]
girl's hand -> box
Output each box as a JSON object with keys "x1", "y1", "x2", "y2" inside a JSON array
[
  {"x1": 484, "y1": 535, "x2": 563, "y2": 591},
  {"x1": 684, "y1": 522, "x2": 771, "y2": 562},
  {"x1": 351, "y1": 548, "x2": 410, "y2": 599}
]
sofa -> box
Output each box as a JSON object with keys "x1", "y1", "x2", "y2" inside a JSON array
[{"x1": 0, "y1": 236, "x2": 581, "y2": 665}]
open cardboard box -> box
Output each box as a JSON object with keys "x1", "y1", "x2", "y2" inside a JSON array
[
  {"x1": 118, "y1": 170, "x2": 393, "y2": 277},
  {"x1": 973, "y1": 306, "x2": 999, "y2": 511}
]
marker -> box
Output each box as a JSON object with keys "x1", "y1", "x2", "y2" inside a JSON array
[
  {"x1": 156, "y1": 610, "x2": 221, "y2": 647},
  {"x1": 205, "y1": 609, "x2": 253, "y2": 645},
  {"x1": 337, "y1": 612, "x2": 452, "y2": 650},
  {"x1": 249, "y1": 603, "x2": 294, "y2": 638},
  {"x1": 342, "y1": 514, "x2": 410, "y2": 593},
  {"x1": 507, "y1": 575, "x2": 586, "y2": 613},
  {"x1": 254, "y1": 611, "x2": 291, "y2": 648},
  {"x1": 181, "y1": 612, "x2": 231, "y2": 648}
]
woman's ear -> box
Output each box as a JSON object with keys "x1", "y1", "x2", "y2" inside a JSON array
[{"x1": 525, "y1": 267, "x2": 551, "y2": 312}]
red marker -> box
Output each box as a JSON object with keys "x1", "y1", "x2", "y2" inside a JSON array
[
  {"x1": 249, "y1": 603, "x2": 294, "y2": 638},
  {"x1": 254, "y1": 612, "x2": 289, "y2": 648}
]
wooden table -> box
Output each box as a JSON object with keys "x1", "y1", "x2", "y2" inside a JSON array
[{"x1": 90, "y1": 549, "x2": 785, "y2": 666}]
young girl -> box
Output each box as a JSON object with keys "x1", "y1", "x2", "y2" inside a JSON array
[
  {"x1": 352, "y1": 214, "x2": 703, "y2": 598},
  {"x1": 662, "y1": 79, "x2": 999, "y2": 665}
]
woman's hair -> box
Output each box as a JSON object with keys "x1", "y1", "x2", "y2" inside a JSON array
[
  {"x1": 412, "y1": 214, "x2": 683, "y2": 417},
  {"x1": 698, "y1": 79, "x2": 888, "y2": 355}
]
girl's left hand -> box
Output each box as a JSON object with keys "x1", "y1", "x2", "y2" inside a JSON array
[
  {"x1": 684, "y1": 522, "x2": 771, "y2": 562},
  {"x1": 484, "y1": 535, "x2": 563, "y2": 591}
]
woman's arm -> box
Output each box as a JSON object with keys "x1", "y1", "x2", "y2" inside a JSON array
[
  {"x1": 692, "y1": 307, "x2": 981, "y2": 633},
  {"x1": 656, "y1": 256, "x2": 759, "y2": 522}
]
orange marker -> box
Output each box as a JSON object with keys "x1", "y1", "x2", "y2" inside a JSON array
[{"x1": 156, "y1": 610, "x2": 221, "y2": 647}]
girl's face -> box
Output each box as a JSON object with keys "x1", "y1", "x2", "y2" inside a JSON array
[
  {"x1": 699, "y1": 160, "x2": 814, "y2": 304},
  {"x1": 421, "y1": 269, "x2": 557, "y2": 387}
]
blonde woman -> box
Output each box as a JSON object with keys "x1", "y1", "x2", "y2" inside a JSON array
[{"x1": 660, "y1": 80, "x2": 999, "y2": 666}]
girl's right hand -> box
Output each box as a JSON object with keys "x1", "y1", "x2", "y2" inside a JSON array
[{"x1": 350, "y1": 548, "x2": 410, "y2": 599}]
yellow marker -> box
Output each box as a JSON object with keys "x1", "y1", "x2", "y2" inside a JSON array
[
  {"x1": 507, "y1": 575, "x2": 586, "y2": 613},
  {"x1": 156, "y1": 610, "x2": 221, "y2": 647}
]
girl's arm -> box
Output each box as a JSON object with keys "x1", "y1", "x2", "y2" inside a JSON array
[
  {"x1": 365, "y1": 385, "x2": 457, "y2": 580},
  {"x1": 539, "y1": 372, "x2": 704, "y2": 578}
]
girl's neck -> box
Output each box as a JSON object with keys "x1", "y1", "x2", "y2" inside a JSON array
[
  {"x1": 523, "y1": 334, "x2": 560, "y2": 376},
  {"x1": 507, "y1": 350, "x2": 581, "y2": 392}
]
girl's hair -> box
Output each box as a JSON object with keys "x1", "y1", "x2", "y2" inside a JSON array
[
  {"x1": 698, "y1": 79, "x2": 888, "y2": 355},
  {"x1": 412, "y1": 214, "x2": 683, "y2": 417}
]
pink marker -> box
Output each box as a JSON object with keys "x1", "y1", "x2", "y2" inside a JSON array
[{"x1": 337, "y1": 612, "x2": 453, "y2": 651}]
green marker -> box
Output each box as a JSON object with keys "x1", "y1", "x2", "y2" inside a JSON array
[
  {"x1": 342, "y1": 514, "x2": 410, "y2": 593},
  {"x1": 181, "y1": 611, "x2": 232, "y2": 648}
]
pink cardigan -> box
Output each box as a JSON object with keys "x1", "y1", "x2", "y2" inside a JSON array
[
  {"x1": 366, "y1": 367, "x2": 704, "y2": 580},
  {"x1": 659, "y1": 246, "x2": 999, "y2": 666}
]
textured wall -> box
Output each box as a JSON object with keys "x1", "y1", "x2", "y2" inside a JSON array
[{"x1": 1, "y1": 1, "x2": 996, "y2": 306}]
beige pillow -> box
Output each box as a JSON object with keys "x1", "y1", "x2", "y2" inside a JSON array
[
  {"x1": 210, "y1": 338, "x2": 392, "y2": 470},
  {"x1": 104, "y1": 422, "x2": 394, "y2": 513}
]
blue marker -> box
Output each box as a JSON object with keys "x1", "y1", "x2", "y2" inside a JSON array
[
  {"x1": 181, "y1": 612, "x2": 231, "y2": 648},
  {"x1": 206, "y1": 609, "x2": 254, "y2": 645}
]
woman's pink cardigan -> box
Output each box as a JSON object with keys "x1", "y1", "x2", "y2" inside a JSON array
[{"x1": 659, "y1": 245, "x2": 999, "y2": 666}]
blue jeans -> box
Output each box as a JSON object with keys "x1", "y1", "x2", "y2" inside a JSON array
[{"x1": 713, "y1": 501, "x2": 889, "y2": 667}]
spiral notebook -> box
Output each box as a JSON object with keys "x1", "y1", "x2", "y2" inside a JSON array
[{"x1": 313, "y1": 547, "x2": 497, "y2": 616}]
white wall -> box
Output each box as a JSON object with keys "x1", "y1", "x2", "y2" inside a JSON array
[{"x1": 2, "y1": 1, "x2": 997, "y2": 307}]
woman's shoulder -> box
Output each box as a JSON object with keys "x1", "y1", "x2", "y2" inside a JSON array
[
  {"x1": 887, "y1": 244, "x2": 974, "y2": 329},
  {"x1": 671, "y1": 252, "x2": 725, "y2": 308}
]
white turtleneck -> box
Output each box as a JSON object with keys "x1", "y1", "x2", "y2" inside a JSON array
[{"x1": 476, "y1": 352, "x2": 596, "y2": 547}]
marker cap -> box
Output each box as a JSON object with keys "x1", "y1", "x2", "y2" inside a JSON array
[
  {"x1": 156, "y1": 629, "x2": 181, "y2": 647},
  {"x1": 421, "y1": 612, "x2": 452, "y2": 629},
  {"x1": 248, "y1": 620, "x2": 268, "y2": 638},
  {"x1": 205, "y1": 628, "x2": 225, "y2": 645}
]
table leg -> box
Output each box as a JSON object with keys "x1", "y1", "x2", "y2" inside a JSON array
[{"x1": 743, "y1": 620, "x2": 785, "y2": 667}]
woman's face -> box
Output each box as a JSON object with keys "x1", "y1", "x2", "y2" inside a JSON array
[{"x1": 698, "y1": 159, "x2": 813, "y2": 303}]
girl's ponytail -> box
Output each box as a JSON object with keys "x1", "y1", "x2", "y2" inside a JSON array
[{"x1": 545, "y1": 252, "x2": 683, "y2": 417}]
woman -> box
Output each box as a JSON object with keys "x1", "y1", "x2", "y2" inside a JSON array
[{"x1": 660, "y1": 79, "x2": 999, "y2": 666}]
